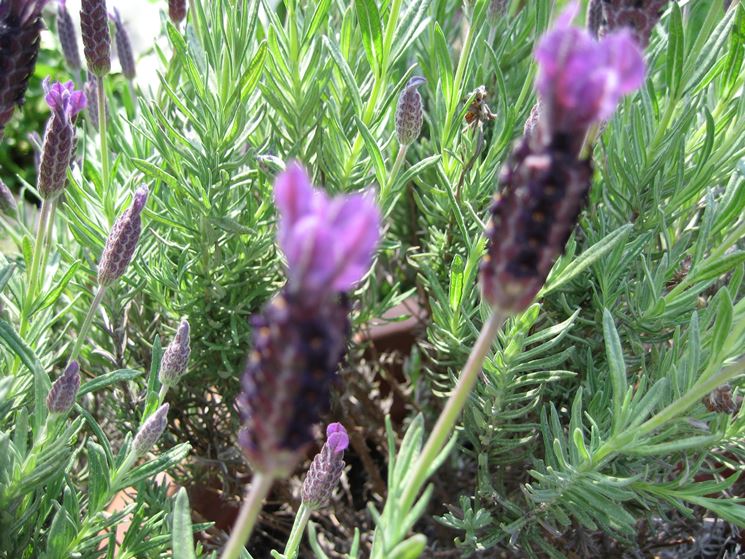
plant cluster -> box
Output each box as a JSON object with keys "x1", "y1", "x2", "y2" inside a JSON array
[{"x1": 0, "y1": 0, "x2": 744, "y2": 558}]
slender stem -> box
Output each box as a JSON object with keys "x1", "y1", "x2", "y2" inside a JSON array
[
  {"x1": 399, "y1": 311, "x2": 506, "y2": 512},
  {"x1": 68, "y1": 287, "x2": 106, "y2": 363},
  {"x1": 20, "y1": 199, "x2": 53, "y2": 339},
  {"x1": 40, "y1": 200, "x2": 57, "y2": 283},
  {"x1": 97, "y1": 76, "x2": 110, "y2": 196},
  {"x1": 282, "y1": 503, "x2": 312, "y2": 559},
  {"x1": 127, "y1": 81, "x2": 138, "y2": 115},
  {"x1": 158, "y1": 384, "x2": 169, "y2": 403},
  {"x1": 381, "y1": 144, "x2": 408, "y2": 206},
  {"x1": 220, "y1": 473, "x2": 275, "y2": 559}
]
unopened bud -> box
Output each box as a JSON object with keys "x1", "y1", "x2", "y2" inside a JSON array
[
  {"x1": 395, "y1": 76, "x2": 426, "y2": 146},
  {"x1": 158, "y1": 320, "x2": 191, "y2": 387},
  {"x1": 301, "y1": 423, "x2": 349, "y2": 509},
  {"x1": 132, "y1": 403, "x2": 169, "y2": 457},
  {"x1": 80, "y1": 0, "x2": 111, "y2": 76},
  {"x1": 47, "y1": 361, "x2": 81, "y2": 414},
  {"x1": 97, "y1": 187, "x2": 148, "y2": 285}
]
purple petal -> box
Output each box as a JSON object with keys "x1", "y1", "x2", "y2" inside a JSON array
[
  {"x1": 131, "y1": 186, "x2": 149, "y2": 215},
  {"x1": 283, "y1": 215, "x2": 335, "y2": 291},
  {"x1": 326, "y1": 423, "x2": 349, "y2": 453},
  {"x1": 274, "y1": 162, "x2": 316, "y2": 243}
]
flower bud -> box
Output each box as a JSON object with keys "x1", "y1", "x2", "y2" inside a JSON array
[
  {"x1": 56, "y1": 0, "x2": 82, "y2": 71},
  {"x1": 302, "y1": 423, "x2": 349, "y2": 509},
  {"x1": 80, "y1": 0, "x2": 111, "y2": 76},
  {"x1": 239, "y1": 291, "x2": 351, "y2": 476},
  {"x1": 47, "y1": 361, "x2": 81, "y2": 414},
  {"x1": 132, "y1": 403, "x2": 169, "y2": 457},
  {"x1": 168, "y1": 0, "x2": 187, "y2": 24},
  {"x1": 597, "y1": 0, "x2": 668, "y2": 48},
  {"x1": 110, "y1": 8, "x2": 135, "y2": 80},
  {"x1": 159, "y1": 319, "x2": 191, "y2": 387},
  {"x1": 97, "y1": 186, "x2": 148, "y2": 285},
  {"x1": 395, "y1": 76, "x2": 426, "y2": 146},
  {"x1": 0, "y1": 180, "x2": 16, "y2": 214},
  {"x1": 0, "y1": 0, "x2": 46, "y2": 139},
  {"x1": 38, "y1": 80, "x2": 87, "y2": 200}
]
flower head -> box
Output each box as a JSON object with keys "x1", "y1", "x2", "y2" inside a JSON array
[
  {"x1": 80, "y1": 0, "x2": 111, "y2": 76},
  {"x1": 97, "y1": 187, "x2": 148, "y2": 285},
  {"x1": 395, "y1": 76, "x2": 426, "y2": 146},
  {"x1": 110, "y1": 8, "x2": 135, "y2": 80},
  {"x1": 274, "y1": 163, "x2": 380, "y2": 297},
  {"x1": 535, "y1": 4, "x2": 645, "y2": 142},
  {"x1": 301, "y1": 423, "x2": 349, "y2": 510},
  {"x1": 47, "y1": 360, "x2": 81, "y2": 414},
  {"x1": 56, "y1": 0, "x2": 82, "y2": 71},
  {"x1": 132, "y1": 403, "x2": 169, "y2": 457},
  {"x1": 0, "y1": 0, "x2": 47, "y2": 139},
  {"x1": 44, "y1": 79, "x2": 87, "y2": 119},
  {"x1": 168, "y1": 0, "x2": 186, "y2": 24},
  {"x1": 598, "y1": 0, "x2": 669, "y2": 48},
  {"x1": 159, "y1": 319, "x2": 191, "y2": 387}
]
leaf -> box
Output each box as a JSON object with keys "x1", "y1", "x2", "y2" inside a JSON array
[
  {"x1": 323, "y1": 36, "x2": 363, "y2": 115},
  {"x1": 354, "y1": 115, "x2": 386, "y2": 190},
  {"x1": 542, "y1": 224, "x2": 633, "y2": 295},
  {"x1": 87, "y1": 442, "x2": 110, "y2": 513},
  {"x1": 710, "y1": 288, "x2": 733, "y2": 362},
  {"x1": 79, "y1": 369, "x2": 143, "y2": 397},
  {"x1": 141, "y1": 335, "x2": 164, "y2": 421},
  {"x1": 389, "y1": 534, "x2": 427, "y2": 559},
  {"x1": 603, "y1": 309, "x2": 627, "y2": 433},
  {"x1": 172, "y1": 488, "x2": 198, "y2": 559},
  {"x1": 666, "y1": 2, "x2": 684, "y2": 95},
  {"x1": 355, "y1": 0, "x2": 383, "y2": 73}
]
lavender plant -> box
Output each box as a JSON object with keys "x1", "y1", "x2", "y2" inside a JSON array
[{"x1": 1, "y1": 0, "x2": 744, "y2": 558}]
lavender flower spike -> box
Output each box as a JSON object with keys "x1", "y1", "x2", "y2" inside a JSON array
[
  {"x1": 535, "y1": 3, "x2": 645, "y2": 151},
  {"x1": 38, "y1": 80, "x2": 87, "y2": 200},
  {"x1": 132, "y1": 403, "x2": 169, "y2": 458},
  {"x1": 80, "y1": 0, "x2": 111, "y2": 76},
  {"x1": 56, "y1": 0, "x2": 82, "y2": 71},
  {"x1": 110, "y1": 8, "x2": 135, "y2": 80},
  {"x1": 302, "y1": 423, "x2": 349, "y2": 510},
  {"x1": 159, "y1": 319, "x2": 191, "y2": 387},
  {"x1": 97, "y1": 186, "x2": 148, "y2": 285},
  {"x1": 47, "y1": 361, "x2": 81, "y2": 414},
  {"x1": 274, "y1": 163, "x2": 381, "y2": 297},
  {"x1": 168, "y1": 0, "x2": 186, "y2": 24},
  {"x1": 395, "y1": 76, "x2": 426, "y2": 146},
  {"x1": 0, "y1": 0, "x2": 47, "y2": 139}
]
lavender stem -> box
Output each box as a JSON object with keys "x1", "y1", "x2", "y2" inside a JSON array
[
  {"x1": 382, "y1": 144, "x2": 408, "y2": 204},
  {"x1": 398, "y1": 310, "x2": 506, "y2": 512},
  {"x1": 97, "y1": 76, "x2": 110, "y2": 193},
  {"x1": 282, "y1": 503, "x2": 312, "y2": 559},
  {"x1": 69, "y1": 287, "x2": 106, "y2": 363},
  {"x1": 220, "y1": 473, "x2": 275, "y2": 559},
  {"x1": 23, "y1": 199, "x2": 53, "y2": 326}
]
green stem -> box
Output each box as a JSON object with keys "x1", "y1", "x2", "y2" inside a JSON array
[
  {"x1": 282, "y1": 503, "x2": 312, "y2": 559},
  {"x1": 220, "y1": 473, "x2": 275, "y2": 559},
  {"x1": 40, "y1": 200, "x2": 57, "y2": 285},
  {"x1": 381, "y1": 144, "x2": 408, "y2": 206},
  {"x1": 20, "y1": 198, "x2": 53, "y2": 337},
  {"x1": 158, "y1": 384, "x2": 169, "y2": 403},
  {"x1": 97, "y1": 76, "x2": 110, "y2": 198},
  {"x1": 399, "y1": 311, "x2": 506, "y2": 512},
  {"x1": 68, "y1": 287, "x2": 106, "y2": 363}
]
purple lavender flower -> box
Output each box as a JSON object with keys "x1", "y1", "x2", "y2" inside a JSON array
[
  {"x1": 302, "y1": 423, "x2": 349, "y2": 510},
  {"x1": 97, "y1": 186, "x2": 148, "y2": 285},
  {"x1": 80, "y1": 0, "x2": 111, "y2": 76},
  {"x1": 47, "y1": 361, "x2": 81, "y2": 414},
  {"x1": 274, "y1": 163, "x2": 380, "y2": 297},
  {"x1": 158, "y1": 319, "x2": 191, "y2": 387},
  {"x1": 0, "y1": 179, "x2": 16, "y2": 214},
  {"x1": 0, "y1": 0, "x2": 47, "y2": 140},
  {"x1": 110, "y1": 8, "x2": 135, "y2": 80},
  {"x1": 168, "y1": 0, "x2": 186, "y2": 24},
  {"x1": 38, "y1": 80, "x2": 87, "y2": 200},
  {"x1": 480, "y1": 6, "x2": 645, "y2": 313},
  {"x1": 395, "y1": 76, "x2": 426, "y2": 146},
  {"x1": 132, "y1": 403, "x2": 169, "y2": 457},
  {"x1": 56, "y1": 0, "x2": 82, "y2": 71},
  {"x1": 535, "y1": 4, "x2": 645, "y2": 152}
]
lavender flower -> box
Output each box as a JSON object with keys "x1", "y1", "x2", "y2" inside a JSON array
[
  {"x1": 596, "y1": 0, "x2": 669, "y2": 48},
  {"x1": 38, "y1": 80, "x2": 87, "y2": 200},
  {"x1": 158, "y1": 319, "x2": 191, "y2": 387},
  {"x1": 0, "y1": 180, "x2": 16, "y2": 214},
  {"x1": 274, "y1": 163, "x2": 380, "y2": 297},
  {"x1": 47, "y1": 361, "x2": 81, "y2": 414},
  {"x1": 239, "y1": 164, "x2": 379, "y2": 475},
  {"x1": 97, "y1": 186, "x2": 148, "y2": 285},
  {"x1": 56, "y1": 0, "x2": 82, "y2": 71},
  {"x1": 132, "y1": 403, "x2": 169, "y2": 457},
  {"x1": 302, "y1": 423, "x2": 349, "y2": 510},
  {"x1": 80, "y1": 0, "x2": 111, "y2": 76},
  {"x1": 0, "y1": 0, "x2": 47, "y2": 139},
  {"x1": 480, "y1": 6, "x2": 645, "y2": 313},
  {"x1": 395, "y1": 76, "x2": 426, "y2": 146},
  {"x1": 534, "y1": 4, "x2": 645, "y2": 152},
  {"x1": 168, "y1": 0, "x2": 186, "y2": 24},
  {"x1": 110, "y1": 8, "x2": 135, "y2": 80}
]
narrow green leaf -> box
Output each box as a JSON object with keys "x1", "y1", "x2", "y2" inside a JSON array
[
  {"x1": 172, "y1": 488, "x2": 198, "y2": 559},
  {"x1": 603, "y1": 309, "x2": 627, "y2": 432},
  {"x1": 355, "y1": 0, "x2": 383, "y2": 73}
]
